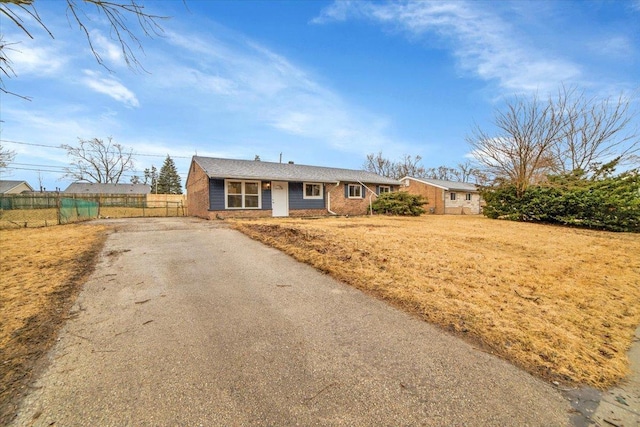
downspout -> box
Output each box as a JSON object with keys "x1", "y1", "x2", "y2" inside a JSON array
[
  {"x1": 358, "y1": 181, "x2": 377, "y2": 216},
  {"x1": 327, "y1": 181, "x2": 340, "y2": 215}
]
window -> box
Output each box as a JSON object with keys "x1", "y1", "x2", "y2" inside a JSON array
[
  {"x1": 378, "y1": 186, "x2": 391, "y2": 194},
  {"x1": 225, "y1": 180, "x2": 261, "y2": 209},
  {"x1": 465, "y1": 193, "x2": 472, "y2": 201},
  {"x1": 304, "y1": 182, "x2": 323, "y2": 199},
  {"x1": 348, "y1": 184, "x2": 362, "y2": 198},
  {"x1": 450, "y1": 192, "x2": 457, "y2": 201}
]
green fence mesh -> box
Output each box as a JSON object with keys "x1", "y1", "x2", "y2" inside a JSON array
[{"x1": 59, "y1": 198, "x2": 99, "y2": 224}]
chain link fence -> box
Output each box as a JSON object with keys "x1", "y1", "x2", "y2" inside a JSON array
[{"x1": 0, "y1": 193, "x2": 187, "y2": 229}]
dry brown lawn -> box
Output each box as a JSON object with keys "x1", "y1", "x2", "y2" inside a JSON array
[
  {"x1": 0, "y1": 224, "x2": 107, "y2": 425},
  {"x1": 0, "y1": 207, "x2": 187, "y2": 229},
  {"x1": 233, "y1": 215, "x2": 640, "y2": 389},
  {"x1": 0, "y1": 208, "x2": 58, "y2": 229}
]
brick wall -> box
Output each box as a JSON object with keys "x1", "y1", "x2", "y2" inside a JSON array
[
  {"x1": 400, "y1": 179, "x2": 443, "y2": 214},
  {"x1": 327, "y1": 183, "x2": 378, "y2": 216},
  {"x1": 207, "y1": 208, "x2": 328, "y2": 220},
  {"x1": 185, "y1": 162, "x2": 210, "y2": 219},
  {"x1": 188, "y1": 167, "x2": 384, "y2": 219}
]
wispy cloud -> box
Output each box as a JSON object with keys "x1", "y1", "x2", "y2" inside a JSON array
[
  {"x1": 90, "y1": 30, "x2": 125, "y2": 67},
  {"x1": 313, "y1": 1, "x2": 581, "y2": 94},
  {"x1": 159, "y1": 28, "x2": 405, "y2": 155},
  {"x1": 4, "y1": 39, "x2": 67, "y2": 76},
  {"x1": 81, "y1": 70, "x2": 140, "y2": 107},
  {"x1": 588, "y1": 36, "x2": 635, "y2": 60}
]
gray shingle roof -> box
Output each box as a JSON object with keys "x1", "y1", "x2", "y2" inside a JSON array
[
  {"x1": 193, "y1": 156, "x2": 401, "y2": 185},
  {"x1": 64, "y1": 183, "x2": 151, "y2": 194},
  {"x1": 402, "y1": 177, "x2": 479, "y2": 192},
  {"x1": 0, "y1": 180, "x2": 34, "y2": 194}
]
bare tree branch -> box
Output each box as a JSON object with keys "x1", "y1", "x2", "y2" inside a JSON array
[
  {"x1": 363, "y1": 152, "x2": 394, "y2": 178},
  {"x1": 467, "y1": 93, "x2": 565, "y2": 196},
  {"x1": 0, "y1": 0, "x2": 168, "y2": 97},
  {"x1": 0, "y1": 142, "x2": 16, "y2": 171},
  {"x1": 552, "y1": 85, "x2": 639, "y2": 173},
  {"x1": 394, "y1": 154, "x2": 426, "y2": 179},
  {"x1": 61, "y1": 137, "x2": 135, "y2": 183}
]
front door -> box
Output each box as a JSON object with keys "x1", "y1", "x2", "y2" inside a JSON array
[{"x1": 271, "y1": 181, "x2": 289, "y2": 217}]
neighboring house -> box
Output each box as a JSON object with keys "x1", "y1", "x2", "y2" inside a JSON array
[
  {"x1": 0, "y1": 180, "x2": 34, "y2": 194},
  {"x1": 187, "y1": 156, "x2": 401, "y2": 218},
  {"x1": 400, "y1": 177, "x2": 482, "y2": 215},
  {"x1": 64, "y1": 183, "x2": 151, "y2": 194}
]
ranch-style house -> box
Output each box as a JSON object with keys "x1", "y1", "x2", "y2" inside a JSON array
[{"x1": 186, "y1": 156, "x2": 401, "y2": 218}]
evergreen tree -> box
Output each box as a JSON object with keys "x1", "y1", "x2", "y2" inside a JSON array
[
  {"x1": 144, "y1": 165, "x2": 158, "y2": 192},
  {"x1": 156, "y1": 156, "x2": 182, "y2": 194}
]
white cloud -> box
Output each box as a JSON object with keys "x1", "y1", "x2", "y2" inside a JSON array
[
  {"x1": 311, "y1": 0, "x2": 361, "y2": 24},
  {"x1": 90, "y1": 30, "x2": 125, "y2": 66},
  {"x1": 5, "y1": 40, "x2": 67, "y2": 76},
  {"x1": 158, "y1": 28, "x2": 405, "y2": 155},
  {"x1": 313, "y1": 1, "x2": 582, "y2": 94},
  {"x1": 81, "y1": 70, "x2": 140, "y2": 107}
]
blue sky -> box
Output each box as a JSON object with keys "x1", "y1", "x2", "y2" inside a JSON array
[{"x1": 1, "y1": 0, "x2": 639, "y2": 191}]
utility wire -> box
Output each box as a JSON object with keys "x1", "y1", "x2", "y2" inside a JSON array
[{"x1": 0, "y1": 139, "x2": 193, "y2": 159}]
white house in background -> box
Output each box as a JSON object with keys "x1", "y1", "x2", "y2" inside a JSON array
[
  {"x1": 400, "y1": 177, "x2": 482, "y2": 215},
  {"x1": 0, "y1": 180, "x2": 34, "y2": 195}
]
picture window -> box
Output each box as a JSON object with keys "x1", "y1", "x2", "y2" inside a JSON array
[{"x1": 225, "y1": 180, "x2": 261, "y2": 209}]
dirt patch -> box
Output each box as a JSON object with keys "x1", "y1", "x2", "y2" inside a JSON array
[
  {"x1": 233, "y1": 216, "x2": 640, "y2": 389},
  {"x1": 0, "y1": 224, "x2": 108, "y2": 426}
]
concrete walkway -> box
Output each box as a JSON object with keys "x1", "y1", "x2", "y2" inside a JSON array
[
  {"x1": 590, "y1": 326, "x2": 640, "y2": 426},
  {"x1": 12, "y1": 218, "x2": 572, "y2": 426}
]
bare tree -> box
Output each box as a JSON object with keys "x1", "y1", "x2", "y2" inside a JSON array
[
  {"x1": 62, "y1": 137, "x2": 135, "y2": 183},
  {"x1": 425, "y1": 165, "x2": 459, "y2": 181},
  {"x1": 363, "y1": 152, "x2": 395, "y2": 178},
  {"x1": 456, "y1": 161, "x2": 476, "y2": 182},
  {"x1": 0, "y1": 0, "x2": 166, "y2": 96},
  {"x1": 467, "y1": 93, "x2": 564, "y2": 196},
  {"x1": 552, "y1": 86, "x2": 639, "y2": 174},
  {"x1": 0, "y1": 142, "x2": 16, "y2": 171},
  {"x1": 394, "y1": 154, "x2": 426, "y2": 179},
  {"x1": 364, "y1": 152, "x2": 426, "y2": 179}
]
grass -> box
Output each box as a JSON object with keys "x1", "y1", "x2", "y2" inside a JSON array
[
  {"x1": 0, "y1": 206, "x2": 186, "y2": 229},
  {"x1": 233, "y1": 215, "x2": 640, "y2": 389},
  {"x1": 0, "y1": 223, "x2": 107, "y2": 425}
]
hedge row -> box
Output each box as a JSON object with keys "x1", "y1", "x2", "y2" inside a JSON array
[{"x1": 482, "y1": 170, "x2": 640, "y2": 232}]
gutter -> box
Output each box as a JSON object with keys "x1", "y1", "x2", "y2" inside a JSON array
[{"x1": 327, "y1": 181, "x2": 340, "y2": 215}]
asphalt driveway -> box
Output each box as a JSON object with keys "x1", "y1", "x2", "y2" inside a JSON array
[{"x1": 11, "y1": 217, "x2": 570, "y2": 426}]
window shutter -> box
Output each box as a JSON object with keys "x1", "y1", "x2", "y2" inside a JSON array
[
  {"x1": 376, "y1": 185, "x2": 380, "y2": 195},
  {"x1": 361, "y1": 185, "x2": 365, "y2": 198},
  {"x1": 344, "y1": 184, "x2": 349, "y2": 198}
]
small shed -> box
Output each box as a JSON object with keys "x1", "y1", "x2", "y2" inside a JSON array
[{"x1": 400, "y1": 177, "x2": 482, "y2": 215}]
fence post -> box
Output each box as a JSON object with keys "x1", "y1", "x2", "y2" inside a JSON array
[{"x1": 56, "y1": 194, "x2": 61, "y2": 225}]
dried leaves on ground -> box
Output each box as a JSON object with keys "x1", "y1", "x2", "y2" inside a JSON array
[{"x1": 233, "y1": 216, "x2": 640, "y2": 389}]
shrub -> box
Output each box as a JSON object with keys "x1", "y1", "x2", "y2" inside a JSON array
[
  {"x1": 481, "y1": 169, "x2": 640, "y2": 232},
  {"x1": 371, "y1": 192, "x2": 427, "y2": 216}
]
